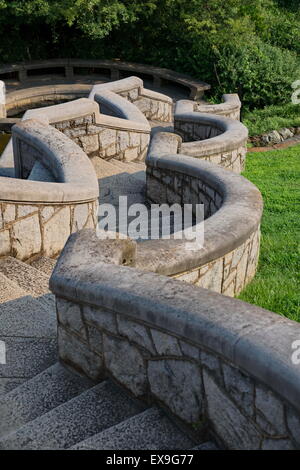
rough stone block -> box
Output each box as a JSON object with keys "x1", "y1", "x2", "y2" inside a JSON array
[
  {"x1": 58, "y1": 327, "x2": 103, "y2": 381},
  {"x1": 87, "y1": 324, "x2": 103, "y2": 356},
  {"x1": 286, "y1": 408, "x2": 300, "y2": 446},
  {"x1": 0, "y1": 230, "x2": 10, "y2": 256},
  {"x1": 151, "y1": 330, "x2": 181, "y2": 356},
  {"x1": 2, "y1": 204, "x2": 16, "y2": 225},
  {"x1": 148, "y1": 359, "x2": 203, "y2": 423},
  {"x1": 11, "y1": 214, "x2": 42, "y2": 260},
  {"x1": 117, "y1": 316, "x2": 155, "y2": 354},
  {"x1": 43, "y1": 207, "x2": 71, "y2": 257},
  {"x1": 17, "y1": 205, "x2": 38, "y2": 218},
  {"x1": 203, "y1": 370, "x2": 261, "y2": 449},
  {"x1": 180, "y1": 341, "x2": 200, "y2": 360},
  {"x1": 255, "y1": 385, "x2": 286, "y2": 436},
  {"x1": 83, "y1": 305, "x2": 117, "y2": 335},
  {"x1": 99, "y1": 128, "x2": 116, "y2": 149},
  {"x1": 79, "y1": 134, "x2": 99, "y2": 154},
  {"x1": 72, "y1": 204, "x2": 89, "y2": 231},
  {"x1": 222, "y1": 362, "x2": 254, "y2": 417},
  {"x1": 103, "y1": 334, "x2": 147, "y2": 396},
  {"x1": 56, "y1": 298, "x2": 86, "y2": 339}
]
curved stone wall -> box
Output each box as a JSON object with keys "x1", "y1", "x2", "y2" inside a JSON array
[
  {"x1": 194, "y1": 94, "x2": 241, "y2": 120},
  {"x1": 1, "y1": 95, "x2": 151, "y2": 176},
  {"x1": 50, "y1": 230, "x2": 300, "y2": 450},
  {"x1": 174, "y1": 100, "x2": 248, "y2": 173},
  {"x1": 136, "y1": 132, "x2": 262, "y2": 296},
  {"x1": 0, "y1": 120, "x2": 99, "y2": 260},
  {"x1": 0, "y1": 58, "x2": 210, "y2": 100},
  {"x1": 89, "y1": 77, "x2": 173, "y2": 123}
]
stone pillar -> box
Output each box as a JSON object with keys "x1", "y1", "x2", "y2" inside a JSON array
[{"x1": 0, "y1": 80, "x2": 6, "y2": 118}]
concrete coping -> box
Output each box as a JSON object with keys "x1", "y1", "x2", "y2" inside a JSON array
[
  {"x1": 175, "y1": 101, "x2": 248, "y2": 155},
  {"x1": 134, "y1": 132, "x2": 263, "y2": 275},
  {"x1": 194, "y1": 94, "x2": 241, "y2": 114},
  {"x1": 88, "y1": 77, "x2": 143, "y2": 100},
  {"x1": 93, "y1": 89, "x2": 150, "y2": 129},
  {"x1": 23, "y1": 97, "x2": 100, "y2": 125},
  {"x1": 0, "y1": 95, "x2": 150, "y2": 172},
  {"x1": 50, "y1": 228, "x2": 300, "y2": 417},
  {"x1": 0, "y1": 119, "x2": 98, "y2": 203}
]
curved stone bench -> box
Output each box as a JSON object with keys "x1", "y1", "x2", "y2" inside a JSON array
[
  {"x1": 135, "y1": 132, "x2": 262, "y2": 296},
  {"x1": 194, "y1": 94, "x2": 241, "y2": 120},
  {"x1": 0, "y1": 119, "x2": 99, "y2": 260},
  {"x1": 0, "y1": 94, "x2": 151, "y2": 175},
  {"x1": 93, "y1": 89, "x2": 149, "y2": 126},
  {"x1": 174, "y1": 100, "x2": 248, "y2": 173},
  {"x1": 5, "y1": 84, "x2": 91, "y2": 117},
  {"x1": 0, "y1": 58, "x2": 210, "y2": 100},
  {"x1": 89, "y1": 76, "x2": 173, "y2": 122},
  {"x1": 50, "y1": 229, "x2": 300, "y2": 450}
]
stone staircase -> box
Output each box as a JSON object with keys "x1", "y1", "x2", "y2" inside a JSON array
[{"x1": 0, "y1": 254, "x2": 217, "y2": 450}]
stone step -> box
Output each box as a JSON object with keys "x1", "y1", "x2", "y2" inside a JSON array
[
  {"x1": 71, "y1": 407, "x2": 195, "y2": 450},
  {"x1": 0, "y1": 378, "x2": 27, "y2": 398},
  {"x1": 0, "y1": 380, "x2": 146, "y2": 450},
  {"x1": 0, "y1": 270, "x2": 57, "y2": 383},
  {"x1": 0, "y1": 362, "x2": 93, "y2": 439},
  {"x1": 0, "y1": 337, "x2": 57, "y2": 383},
  {"x1": 94, "y1": 156, "x2": 145, "y2": 179},
  {"x1": 30, "y1": 256, "x2": 57, "y2": 277},
  {"x1": 0, "y1": 256, "x2": 54, "y2": 310},
  {"x1": 0, "y1": 256, "x2": 51, "y2": 296}
]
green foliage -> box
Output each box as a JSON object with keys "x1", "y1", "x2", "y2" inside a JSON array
[
  {"x1": 240, "y1": 146, "x2": 300, "y2": 320},
  {"x1": 0, "y1": 0, "x2": 299, "y2": 109},
  {"x1": 243, "y1": 103, "x2": 300, "y2": 136}
]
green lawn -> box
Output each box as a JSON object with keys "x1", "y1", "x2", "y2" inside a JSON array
[
  {"x1": 243, "y1": 103, "x2": 300, "y2": 136},
  {"x1": 239, "y1": 145, "x2": 300, "y2": 321}
]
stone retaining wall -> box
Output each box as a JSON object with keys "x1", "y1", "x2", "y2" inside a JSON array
[
  {"x1": 134, "y1": 132, "x2": 262, "y2": 296},
  {"x1": 174, "y1": 100, "x2": 248, "y2": 173},
  {"x1": 50, "y1": 230, "x2": 300, "y2": 450},
  {"x1": 146, "y1": 150, "x2": 260, "y2": 295}
]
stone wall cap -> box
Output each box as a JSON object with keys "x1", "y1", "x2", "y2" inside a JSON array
[{"x1": 50, "y1": 229, "x2": 300, "y2": 416}]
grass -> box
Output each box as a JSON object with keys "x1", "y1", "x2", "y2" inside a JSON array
[
  {"x1": 239, "y1": 144, "x2": 300, "y2": 321},
  {"x1": 243, "y1": 103, "x2": 300, "y2": 136}
]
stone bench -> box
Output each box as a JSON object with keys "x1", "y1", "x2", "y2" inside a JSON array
[
  {"x1": 0, "y1": 58, "x2": 210, "y2": 100},
  {"x1": 174, "y1": 100, "x2": 248, "y2": 173},
  {"x1": 0, "y1": 119, "x2": 99, "y2": 260}
]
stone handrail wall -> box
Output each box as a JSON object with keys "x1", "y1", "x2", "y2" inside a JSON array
[
  {"x1": 50, "y1": 229, "x2": 300, "y2": 450},
  {"x1": 194, "y1": 94, "x2": 241, "y2": 120},
  {"x1": 5, "y1": 84, "x2": 91, "y2": 117},
  {"x1": 1, "y1": 96, "x2": 151, "y2": 174},
  {"x1": 0, "y1": 58, "x2": 210, "y2": 100},
  {"x1": 174, "y1": 100, "x2": 248, "y2": 173},
  {"x1": 134, "y1": 132, "x2": 262, "y2": 296},
  {"x1": 0, "y1": 120, "x2": 99, "y2": 260},
  {"x1": 89, "y1": 77, "x2": 173, "y2": 122}
]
